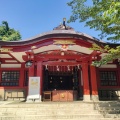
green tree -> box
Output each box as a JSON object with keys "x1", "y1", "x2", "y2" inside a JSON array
[
  {"x1": 0, "y1": 21, "x2": 21, "y2": 41},
  {"x1": 90, "y1": 43, "x2": 120, "y2": 66},
  {"x1": 68, "y1": 0, "x2": 120, "y2": 41},
  {"x1": 68, "y1": 0, "x2": 120, "y2": 66}
]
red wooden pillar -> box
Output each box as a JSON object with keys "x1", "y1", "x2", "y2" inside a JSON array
[
  {"x1": 36, "y1": 61, "x2": 43, "y2": 96},
  {"x1": 0, "y1": 64, "x2": 2, "y2": 96},
  {"x1": 117, "y1": 65, "x2": 120, "y2": 86},
  {"x1": 28, "y1": 64, "x2": 34, "y2": 77},
  {"x1": 81, "y1": 62, "x2": 91, "y2": 101},
  {"x1": 26, "y1": 64, "x2": 34, "y2": 97},
  {"x1": 90, "y1": 65, "x2": 99, "y2": 101},
  {"x1": 0, "y1": 64, "x2": 2, "y2": 85},
  {"x1": 19, "y1": 64, "x2": 25, "y2": 87},
  {"x1": 78, "y1": 68, "x2": 83, "y2": 100}
]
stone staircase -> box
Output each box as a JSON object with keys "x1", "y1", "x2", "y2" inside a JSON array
[
  {"x1": 93, "y1": 101, "x2": 120, "y2": 119},
  {"x1": 0, "y1": 101, "x2": 120, "y2": 120}
]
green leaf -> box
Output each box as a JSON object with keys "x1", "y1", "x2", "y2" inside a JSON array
[{"x1": 0, "y1": 21, "x2": 21, "y2": 41}]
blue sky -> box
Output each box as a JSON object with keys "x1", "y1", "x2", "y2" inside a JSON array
[{"x1": 0, "y1": 0, "x2": 103, "y2": 41}]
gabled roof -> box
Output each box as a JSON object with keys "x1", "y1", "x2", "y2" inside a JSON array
[
  {"x1": 0, "y1": 19, "x2": 119, "y2": 47},
  {"x1": 0, "y1": 29, "x2": 105, "y2": 47},
  {"x1": 0, "y1": 23, "x2": 118, "y2": 66}
]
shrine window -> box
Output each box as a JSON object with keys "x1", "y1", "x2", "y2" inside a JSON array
[
  {"x1": 100, "y1": 71, "x2": 118, "y2": 86},
  {"x1": 0, "y1": 71, "x2": 20, "y2": 86}
]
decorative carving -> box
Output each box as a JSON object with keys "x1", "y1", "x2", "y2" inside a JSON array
[
  {"x1": 31, "y1": 46, "x2": 37, "y2": 49},
  {"x1": 53, "y1": 40, "x2": 76, "y2": 51},
  {"x1": 53, "y1": 40, "x2": 76, "y2": 45},
  {"x1": 53, "y1": 18, "x2": 74, "y2": 31},
  {"x1": 0, "y1": 48, "x2": 12, "y2": 52},
  {"x1": 61, "y1": 93, "x2": 65, "y2": 98}
]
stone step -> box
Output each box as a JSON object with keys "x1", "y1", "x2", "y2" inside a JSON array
[
  {"x1": 103, "y1": 114, "x2": 120, "y2": 118},
  {"x1": 0, "y1": 114, "x2": 103, "y2": 118},
  {"x1": 99, "y1": 110, "x2": 120, "y2": 115},
  {"x1": 0, "y1": 106, "x2": 96, "y2": 110},
  {"x1": 0, "y1": 106, "x2": 95, "y2": 109},
  {"x1": 0, "y1": 110, "x2": 98, "y2": 115},
  {"x1": 0, "y1": 117, "x2": 120, "y2": 120},
  {"x1": 95, "y1": 102, "x2": 120, "y2": 107},
  {"x1": 0, "y1": 108, "x2": 95, "y2": 111},
  {"x1": 0, "y1": 118, "x2": 105, "y2": 120},
  {"x1": 0, "y1": 108, "x2": 96, "y2": 110},
  {"x1": 0, "y1": 104, "x2": 95, "y2": 107},
  {"x1": 0, "y1": 116, "x2": 120, "y2": 120},
  {"x1": 99, "y1": 107, "x2": 120, "y2": 111},
  {"x1": 0, "y1": 111, "x2": 100, "y2": 116},
  {"x1": 103, "y1": 105, "x2": 120, "y2": 108},
  {"x1": 1, "y1": 101, "x2": 120, "y2": 119},
  {"x1": 0, "y1": 108, "x2": 99, "y2": 113}
]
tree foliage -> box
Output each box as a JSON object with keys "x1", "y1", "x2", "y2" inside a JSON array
[
  {"x1": 0, "y1": 21, "x2": 21, "y2": 41},
  {"x1": 68, "y1": 0, "x2": 120, "y2": 66},
  {"x1": 67, "y1": 0, "x2": 120, "y2": 41},
  {"x1": 91, "y1": 44, "x2": 120, "y2": 66}
]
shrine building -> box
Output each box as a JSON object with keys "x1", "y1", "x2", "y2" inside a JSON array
[{"x1": 0, "y1": 20, "x2": 120, "y2": 102}]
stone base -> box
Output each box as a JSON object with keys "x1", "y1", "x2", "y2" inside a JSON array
[
  {"x1": 26, "y1": 95, "x2": 41, "y2": 102},
  {"x1": 91, "y1": 95, "x2": 99, "y2": 101},
  {"x1": 83, "y1": 95, "x2": 91, "y2": 102}
]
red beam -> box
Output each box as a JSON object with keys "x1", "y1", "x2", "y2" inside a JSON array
[{"x1": 42, "y1": 61, "x2": 81, "y2": 66}]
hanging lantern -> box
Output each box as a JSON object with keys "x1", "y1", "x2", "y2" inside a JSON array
[{"x1": 25, "y1": 61, "x2": 33, "y2": 67}]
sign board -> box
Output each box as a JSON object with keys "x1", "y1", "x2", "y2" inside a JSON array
[{"x1": 28, "y1": 77, "x2": 40, "y2": 99}]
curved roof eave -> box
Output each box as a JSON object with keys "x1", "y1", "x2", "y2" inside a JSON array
[{"x1": 0, "y1": 30, "x2": 106, "y2": 47}]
